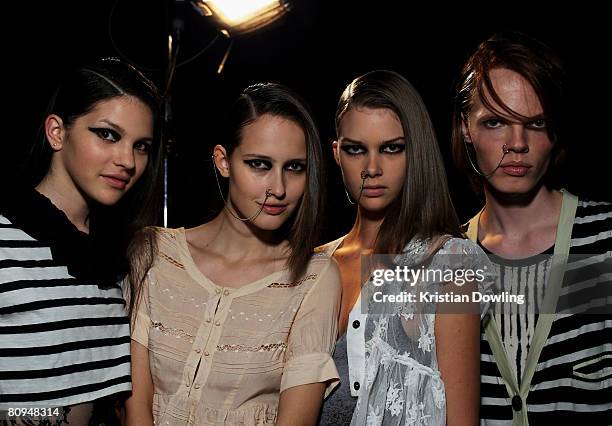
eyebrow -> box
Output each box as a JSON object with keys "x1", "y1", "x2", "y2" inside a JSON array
[
  {"x1": 479, "y1": 112, "x2": 546, "y2": 123},
  {"x1": 340, "y1": 137, "x2": 405, "y2": 145},
  {"x1": 242, "y1": 154, "x2": 307, "y2": 162},
  {"x1": 99, "y1": 119, "x2": 125, "y2": 134},
  {"x1": 98, "y1": 119, "x2": 153, "y2": 142}
]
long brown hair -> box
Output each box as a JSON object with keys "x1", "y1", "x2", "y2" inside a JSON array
[
  {"x1": 27, "y1": 58, "x2": 162, "y2": 243},
  {"x1": 217, "y1": 82, "x2": 325, "y2": 280},
  {"x1": 336, "y1": 70, "x2": 461, "y2": 254},
  {"x1": 128, "y1": 83, "x2": 324, "y2": 322}
]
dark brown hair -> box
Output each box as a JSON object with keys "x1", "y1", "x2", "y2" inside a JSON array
[
  {"x1": 336, "y1": 70, "x2": 462, "y2": 254},
  {"x1": 28, "y1": 57, "x2": 163, "y2": 247},
  {"x1": 128, "y1": 83, "x2": 324, "y2": 322},
  {"x1": 451, "y1": 32, "x2": 568, "y2": 190},
  {"x1": 220, "y1": 82, "x2": 325, "y2": 279}
]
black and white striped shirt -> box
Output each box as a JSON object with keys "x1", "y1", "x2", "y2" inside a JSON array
[
  {"x1": 0, "y1": 214, "x2": 131, "y2": 409},
  {"x1": 479, "y1": 199, "x2": 612, "y2": 424}
]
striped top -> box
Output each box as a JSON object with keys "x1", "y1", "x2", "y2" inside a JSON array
[
  {"x1": 0, "y1": 213, "x2": 131, "y2": 409},
  {"x1": 479, "y1": 199, "x2": 612, "y2": 424},
  {"x1": 477, "y1": 244, "x2": 553, "y2": 385}
]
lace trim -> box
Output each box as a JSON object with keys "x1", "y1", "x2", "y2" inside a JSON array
[
  {"x1": 159, "y1": 252, "x2": 185, "y2": 269},
  {"x1": 151, "y1": 320, "x2": 194, "y2": 343},
  {"x1": 216, "y1": 342, "x2": 287, "y2": 352},
  {"x1": 268, "y1": 273, "x2": 317, "y2": 288}
]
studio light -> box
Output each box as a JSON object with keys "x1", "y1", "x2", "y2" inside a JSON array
[{"x1": 193, "y1": 0, "x2": 290, "y2": 35}]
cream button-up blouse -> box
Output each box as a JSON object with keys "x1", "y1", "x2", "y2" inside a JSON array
[{"x1": 132, "y1": 228, "x2": 341, "y2": 425}]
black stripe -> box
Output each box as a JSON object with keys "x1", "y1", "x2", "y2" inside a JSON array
[
  {"x1": 572, "y1": 216, "x2": 612, "y2": 239},
  {"x1": 0, "y1": 355, "x2": 131, "y2": 379},
  {"x1": 0, "y1": 297, "x2": 125, "y2": 315},
  {"x1": 548, "y1": 314, "x2": 608, "y2": 337},
  {"x1": 0, "y1": 259, "x2": 58, "y2": 269},
  {"x1": 481, "y1": 360, "x2": 503, "y2": 377},
  {"x1": 557, "y1": 282, "x2": 612, "y2": 313},
  {"x1": 576, "y1": 202, "x2": 612, "y2": 218},
  {"x1": 480, "y1": 339, "x2": 494, "y2": 355},
  {"x1": 0, "y1": 278, "x2": 82, "y2": 294},
  {"x1": 0, "y1": 223, "x2": 16, "y2": 228},
  {"x1": 574, "y1": 353, "x2": 612, "y2": 375},
  {"x1": 480, "y1": 404, "x2": 513, "y2": 420},
  {"x1": 570, "y1": 238, "x2": 612, "y2": 255},
  {"x1": 0, "y1": 316, "x2": 128, "y2": 334},
  {"x1": 0, "y1": 239, "x2": 48, "y2": 248},
  {"x1": 531, "y1": 353, "x2": 612, "y2": 384},
  {"x1": 0, "y1": 375, "x2": 131, "y2": 402},
  {"x1": 481, "y1": 382, "x2": 509, "y2": 398},
  {"x1": 564, "y1": 260, "x2": 612, "y2": 284},
  {"x1": 531, "y1": 360, "x2": 572, "y2": 385},
  {"x1": 540, "y1": 328, "x2": 610, "y2": 363},
  {"x1": 0, "y1": 336, "x2": 130, "y2": 356}
]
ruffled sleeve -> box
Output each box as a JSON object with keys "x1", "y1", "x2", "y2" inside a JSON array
[
  {"x1": 280, "y1": 259, "x2": 342, "y2": 397},
  {"x1": 130, "y1": 272, "x2": 151, "y2": 347}
]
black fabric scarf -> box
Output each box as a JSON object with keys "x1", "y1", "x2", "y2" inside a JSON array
[{"x1": 0, "y1": 186, "x2": 128, "y2": 289}]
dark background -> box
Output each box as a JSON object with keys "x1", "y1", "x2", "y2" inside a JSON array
[{"x1": 5, "y1": 0, "x2": 610, "y2": 243}]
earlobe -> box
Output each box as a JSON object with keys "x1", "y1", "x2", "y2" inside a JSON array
[
  {"x1": 213, "y1": 145, "x2": 230, "y2": 178},
  {"x1": 332, "y1": 141, "x2": 341, "y2": 166},
  {"x1": 460, "y1": 114, "x2": 472, "y2": 144},
  {"x1": 45, "y1": 114, "x2": 65, "y2": 151}
]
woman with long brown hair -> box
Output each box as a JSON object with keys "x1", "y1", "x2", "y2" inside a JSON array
[
  {"x1": 125, "y1": 82, "x2": 341, "y2": 425},
  {"x1": 318, "y1": 70, "x2": 493, "y2": 425}
]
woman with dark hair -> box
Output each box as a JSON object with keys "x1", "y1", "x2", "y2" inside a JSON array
[
  {"x1": 125, "y1": 82, "x2": 341, "y2": 425},
  {"x1": 318, "y1": 70, "x2": 493, "y2": 425},
  {"x1": 453, "y1": 32, "x2": 611, "y2": 424},
  {"x1": 0, "y1": 57, "x2": 162, "y2": 424}
]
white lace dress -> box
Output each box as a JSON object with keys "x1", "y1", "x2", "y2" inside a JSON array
[{"x1": 351, "y1": 237, "x2": 496, "y2": 425}]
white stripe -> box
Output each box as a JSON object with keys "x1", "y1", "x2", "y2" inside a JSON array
[
  {"x1": 0, "y1": 323, "x2": 130, "y2": 350},
  {"x1": 532, "y1": 376, "x2": 612, "y2": 391},
  {"x1": 0, "y1": 381, "x2": 132, "y2": 409},
  {"x1": 481, "y1": 396, "x2": 510, "y2": 406},
  {"x1": 0, "y1": 215, "x2": 11, "y2": 225},
  {"x1": 0, "y1": 228, "x2": 36, "y2": 241},
  {"x1": 0, "y1": 284, "x2": 124, "y2": 309},
  {"x1": 565, "y1": 252, "x2": 611, "y2": 271},
  {"x1": 0, "y1": 341, "x2": 130, "y2": 371},
  {"x1": 546, "y1": 319, "x2": 612, "y2": 345},
  {"x1": 574, "y1": 211, "x2": 612, "y2": 224},
  {"x1": 481, "y1": 353, "x2": 496, "y2": 362},
  {"x1": 558, "y1": 297, "x2": 612, "y2": 315},
  {"x1": 528, "y1": 401, "x2": 612, "y2": 412},
  {"x1": 481, "y1": 420, "x2": 512, "y2": 426},
  {"x1": 570, "y1": 230, "x2": 612, "y2": 247},
  {"x1": 0, "y1": 266, "x2": 72, "y2": 285},
  {"x1": 481, "y1": 375, "x2": 505, "y2": 385},
  {"x1": 573, "y1": 353, "x2": 612, "y2": 380},
  {"x1": 0, "y1": 246, "x2": 52, "y2": 261},
  {"x1": 536, "y1": 344, "x2": 612, "y2": 371},
  {"x1": 580, "y1": 200, "x2": 611, "y2": 207},
  {"x1": 574, "y1": 366, "x2": 612, "y2": 380},
  {"x1": 0, "y1": 303, "x2": 127, "y2": 328},
  {"x1": 560, "y1": 273, "x2": 612, "y2": 296}
]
